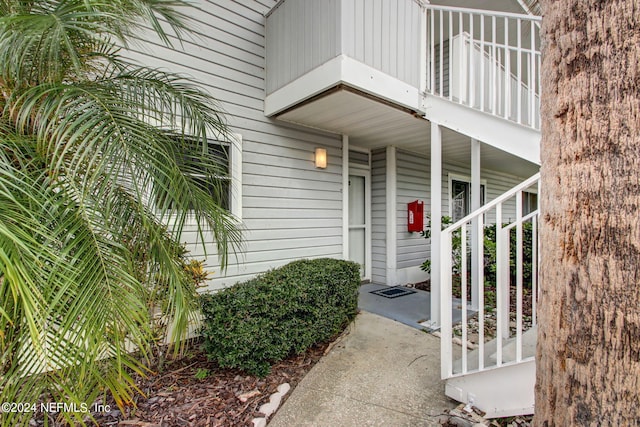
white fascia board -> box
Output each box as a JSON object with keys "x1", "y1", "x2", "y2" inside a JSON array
[
  {"x1": 264, "y1": 55, "x2": 424, "y2": 117},
  {"x1": 339, "y1": 56, "x2": 423, "y2": 113},
  {"x1": 265, "y1": 57, "x2": 343, "y2": 116},
  {"x1": 424, "y1": 96, "x2": 541, "y2": 165}
]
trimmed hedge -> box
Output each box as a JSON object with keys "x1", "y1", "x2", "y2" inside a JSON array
[{"x1": 200, "y1": 258, "x2": 361, "y2": 376}]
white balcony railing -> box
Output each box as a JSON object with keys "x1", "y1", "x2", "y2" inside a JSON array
[
  {"x1": 425, "y1": 6, "x2": 541, "y2": 130},
  {"x1": 440, "y1": 173, "x2": 540, "y2": 379}
]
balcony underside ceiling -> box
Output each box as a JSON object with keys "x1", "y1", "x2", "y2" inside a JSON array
[{"x1": 275, "y1": 88, "x2": 539, "y2": 177}]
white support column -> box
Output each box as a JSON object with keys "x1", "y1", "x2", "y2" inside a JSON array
[
  {"x1": 419, "y1": 6, "x2": 427, "y2": 95},
  {"x1": 386, "y1": 146, "x2": 397, "y2": 285},
  {"x1": 429, "y1": 123, "x2": 442, "y2": 329},
  {"x1": 471, "y1": 138, "x2": 481, "y2": 309},
  {"x1": 342, "y1": 135, "x2": 349, "y2": 260}
]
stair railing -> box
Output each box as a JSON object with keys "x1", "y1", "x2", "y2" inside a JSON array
[
  {"x1": 424, "y1": 5, "x2": 541, "y2": 130},
  {"x1": 440, "y1": 173, "x2": 540, "y2": 379}
]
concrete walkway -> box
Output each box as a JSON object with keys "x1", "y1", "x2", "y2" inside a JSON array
[{"x1": 268, "y1": 311, "x2": 456, "y2": 427}]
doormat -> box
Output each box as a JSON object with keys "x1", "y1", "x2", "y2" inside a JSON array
[{"x1": 370, "y1": 286, "x2": 417, "y2": 299}]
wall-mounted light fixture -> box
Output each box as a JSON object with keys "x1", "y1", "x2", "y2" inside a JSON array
[{"x1": 315, "y1": 148, "x2": 327, "y2": 169}]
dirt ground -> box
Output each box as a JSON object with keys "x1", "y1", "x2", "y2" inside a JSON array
[{"x1": 30, "y1": 340, "x2": 330, "y2": 427}]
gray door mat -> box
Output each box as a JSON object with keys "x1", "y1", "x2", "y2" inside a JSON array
[{"x1": 369, "y1": 286, "x2": 417, "y2": 299}]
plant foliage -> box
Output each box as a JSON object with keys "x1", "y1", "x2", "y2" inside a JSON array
[
  {"x1": 421, "y1": 217, "x2": 536, "y2": 302},
  {"x1": 420, "y1": 216, "x2": 455, "y2": 273},
  {"x1": 0, "y1": 1, "x2": 242, "y2": 425},
  {"x1": 200, "y1": 259, "x2": 361, "y2": 377}
]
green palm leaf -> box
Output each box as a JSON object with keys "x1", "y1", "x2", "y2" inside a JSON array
[{"x1": 0, "y1": 1, "x2": 242, "y2": 425}]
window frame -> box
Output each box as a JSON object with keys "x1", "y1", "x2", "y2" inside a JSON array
[
  {"x1": 447, "y1": 173, "x2": 487, "y2": 222},
  {"x1": 155, "y1": 133, "x2": 242, "y2": 221},
  {"x1": 522, "y1": 190, "x2": 538, "y2": 216}
]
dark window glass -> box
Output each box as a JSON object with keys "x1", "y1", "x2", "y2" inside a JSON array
[
  {"x1": 157, "y1": 138, "x2": 231, "y2": 211},
  {"x1": 451, "y1": 180, "x2": 485, "y2": 222},
  {"x1": 522, "y1": 191, "x2": 538, "y2": 216}
]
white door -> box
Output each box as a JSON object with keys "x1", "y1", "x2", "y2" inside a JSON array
[{"x1": 348, "y1": 172, "x2": 370, "y2": 279}]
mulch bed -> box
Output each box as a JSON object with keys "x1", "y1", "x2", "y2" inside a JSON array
[{"x1": 31, "y1": 339, "x2": 330, "y2": 427}]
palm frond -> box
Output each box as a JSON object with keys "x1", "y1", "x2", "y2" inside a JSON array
[
  {"x1": 11, "y1": 70, "x2": 242, "y2": 264},
  {"x1": 0, "y1": 142, "x2": 152, "y2": 415},
  {"x1": 0, "y1": 0, "x2": 192, "y2": 84},
  {"x1": 0, "y1": 1, "x2": 243, "y2": 424}
]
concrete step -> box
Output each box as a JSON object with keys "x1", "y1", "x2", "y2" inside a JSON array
[
  {"x1": 489, "y1": 325, "x2": 537, "y2": 364},
  {"x1": 445, "y1": 359, "x2": 535, "y2": 418},
  {"x1": 447, "y1": 327, "x2": 537, "y2": 418}
]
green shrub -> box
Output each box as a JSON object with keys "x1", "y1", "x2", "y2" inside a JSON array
[
  {"x1": 200, "y1": 258, "x2": 361, "y2": 376},
  {"x1": 421, "y1": 218, "x2": 535, "y2": 290},
  {"x1": 484, "y1": 221, "x2": 535, "y2": 287},
  {"x1": 420, "y1": 216, "x2": 457, "y2": 273}
]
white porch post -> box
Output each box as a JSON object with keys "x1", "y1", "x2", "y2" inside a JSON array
[
  {"x1": 471, "y1": 138, "x2": 481, "y2": 309},
  {"x1": 430, "y1": 123, "x2": 442, "y2": 328},
  {"x1": 342, "y1": 135, "x2": 349, "y2": 260},
  {"x1": 386, "y1": 146, "x2": 398, "y2": 285}
]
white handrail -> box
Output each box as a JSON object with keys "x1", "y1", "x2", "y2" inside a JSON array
[
  {"x1": 443, "y1": 173, "x2": 539, "y2": 233},
  {"x1": 425, "y1": 6, "x2": 541, "y2": 130},
  {"x1": 424, "y1": 4, "x2": 541, "y2": 23},
  {"x1": 441, "y1": 174, "x2": 540, "y2": 380}
]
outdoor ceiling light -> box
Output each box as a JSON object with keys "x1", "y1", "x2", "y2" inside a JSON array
[{"x1": 315, "y1": 148, "x2": 327, "y2": 169}]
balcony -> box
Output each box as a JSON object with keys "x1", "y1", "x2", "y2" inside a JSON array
[
  {"x1": 265, "y1": 0, "x2": 424, "y2": 116},
  {"x1": 265, "y1": 1, "x2": 541, "y2": 163},
  {"x1": 425, "y1": 5, "x2": 541, "y2": 130}
]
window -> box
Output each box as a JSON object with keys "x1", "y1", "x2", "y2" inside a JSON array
[
  {"x1": 450, "y1": 178, "x2": 485, "y2": 222},
  {"x1": 156, "y1": 134, "x2": 242, "y2": 219},
  {"x1": 188, "y1": 139, "x2": 231, "y2": 210},
  {"x1": 522, "y1": 191, "x2": 538, "y2": 216}
]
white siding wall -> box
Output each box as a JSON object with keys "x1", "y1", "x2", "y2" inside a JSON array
[
  {"x1": 396, "y1": 150, "x2": 429, "y2": 270},
  {"x1": 440, "y1": 163, "x2": 522, "y2": 224},
  {"x1": 266, "y1": 0, "x2": 422, "y2": 94},
  {"x1": 127, "y1": 0, "x2": 344, "y2": 290},
  {"x1": 341, "y1": 0, "x2": 422, "y2": 87},
  {"x1": 371, "y1": 149, "x2": 387, "y2": 284},
  {"x1": 266, "y1": 0, "x2": 341, "y2": 94},
  {"x1": 393, "y1": 149, "x2": 531, "y2": 275}
]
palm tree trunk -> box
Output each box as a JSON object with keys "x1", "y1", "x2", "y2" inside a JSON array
[{"x1": 535, "y1": 0, "x2": 640, "y2": 424}]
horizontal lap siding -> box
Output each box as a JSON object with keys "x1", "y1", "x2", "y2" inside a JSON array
[
  {"x1": 441, "y1": 162, "x2": 522, "y2": 224},
  {"x1": 129, "y1": 0, "x2": 344, "y2": 290},
  {"x1": 396, "y1": 150, "x2": 429, "y2": 270}
]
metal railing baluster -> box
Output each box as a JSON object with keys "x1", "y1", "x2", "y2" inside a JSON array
[
  {"x1": 440, "y1": 173, "x2": 539, "y2": 379},
  {"x1": 461, "y1": 223, "x2": 468, "y2": 373},
  {"x1": 423, "y1": 5, "x2": 540, "y2": 130}
]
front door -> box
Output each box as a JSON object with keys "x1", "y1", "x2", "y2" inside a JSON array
[{"x1": 348, "y1": 171, "x2": 370, "y2": 279}]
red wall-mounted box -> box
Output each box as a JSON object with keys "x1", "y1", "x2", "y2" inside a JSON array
[{"x1": 407, "y1": 200, "x2": 424, "y2": 232}]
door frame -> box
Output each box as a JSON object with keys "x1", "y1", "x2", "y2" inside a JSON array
[{"x1": 347, "y1": 146, "x2": 372, "y2": 281}]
